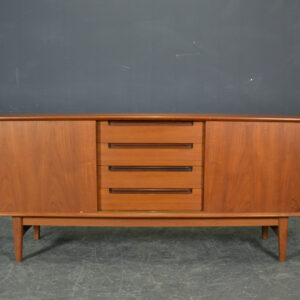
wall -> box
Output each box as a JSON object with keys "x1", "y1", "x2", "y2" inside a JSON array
[{"x1": 0, "y1": 0, "x2": 299, "y2": 114}]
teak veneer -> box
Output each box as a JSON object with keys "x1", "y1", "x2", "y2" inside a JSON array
[{"x1": 1, "y1": 114, "x2": 300, "y2": 262}]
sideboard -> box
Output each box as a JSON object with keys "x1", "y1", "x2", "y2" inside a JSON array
[{"x1": 1, "y1": 114, "x2": 300, "y2": 262}]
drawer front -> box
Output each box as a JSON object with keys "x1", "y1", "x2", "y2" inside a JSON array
[
  {"x1": 100, "y1": 188, "x2": 202, "y2": 211},
  {"x1": 99, "y1": 143, "x2": 202, "y2": 166},
  {"x1": 98, "y1": 121, "x2": 203, "y2": 143},
  {"x1": 97, "y1": 120, "x2": 204, "y2": 211},
  {"x1": 100, "y1": 166, "x2": 202, "y2": 188}
]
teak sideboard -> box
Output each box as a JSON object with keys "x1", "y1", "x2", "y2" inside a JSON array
[{"x1": 1, "y1": 114, "x2": 300, "y2": 262}]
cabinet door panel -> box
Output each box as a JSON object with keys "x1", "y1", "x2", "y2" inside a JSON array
[
  {"x1": 0, "y1": 121, "x2": 97, "y2": 213},
  {"x1": 204, "y1": 122, "x2": 300, "y2": 213}
]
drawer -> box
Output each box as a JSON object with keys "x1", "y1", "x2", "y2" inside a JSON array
[
  {"x1": 100, "y1": 188, "x2": 202, "y2": 211},
  {"x1": 100, "y1": 166, "x2": 202, "y2": 188},
  {"x1": 98, "y1": 121, "x2": 203, "y2": 143},
  {"x1": 99, "y1": 143, "x2": 203, "y2": 166}
]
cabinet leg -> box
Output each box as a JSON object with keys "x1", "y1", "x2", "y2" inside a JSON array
[
  {"x1": 34, "y1": 226, "x2": 40, "y2": 240},
  {"x1": 12, "y1": 217, "x2": 23, "y2": 262},
  {"x1": 278, "y1": 217, "x2": 288, "y2": 262},
  {"x1": 262, "y1": 226, "x2": 269, "y2": 240}
]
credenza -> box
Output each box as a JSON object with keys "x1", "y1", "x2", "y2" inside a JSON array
[{"x1": 1, "y1": 114, "x2": 300, "y2": 262}]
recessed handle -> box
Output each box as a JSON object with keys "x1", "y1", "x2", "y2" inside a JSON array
[
  {"x1": 108, "y1": 143, "x2": 193, "y2": 149},
  {"x1": 108, "y1": 121, "x2": 193, "y2": 126},
  {"x1": 108, "y1": 166, "x2": 193, "y2": 172},
  {"x1": 109, "y1": 188, "x2": 193, "y2": 194}
]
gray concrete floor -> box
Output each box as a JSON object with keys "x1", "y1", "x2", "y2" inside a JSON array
[{"x1": 0, "y1": 217, "x2": 300, "y2": 300}]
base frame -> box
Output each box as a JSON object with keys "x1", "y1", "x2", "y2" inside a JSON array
[{"x1": 12, "y1": 216, "x2": 288, "y2": 262}]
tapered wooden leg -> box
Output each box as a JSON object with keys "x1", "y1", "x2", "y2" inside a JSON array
[
  {"x1": 12, "y1": 217, "x2": 23, "y2": 262},
  {"x1": 278, "y1": 217, "x2": 288, "y2": 262},
  {"x1": 262, "y1": 226, "x2": 269, "y2": 240},
  {"x1": 34, "y1": 226, "x2": 40, "y2": 240}
]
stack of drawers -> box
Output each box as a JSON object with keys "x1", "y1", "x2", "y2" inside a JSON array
[{"x1": 97, "y1": 121, "x2": 204, "y2": 211}]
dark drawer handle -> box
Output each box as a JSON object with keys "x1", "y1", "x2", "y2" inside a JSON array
[
  {"x1": 108, "y1": 121, "x2": 193, "y2": 126},
  {"x1": 108, "y1": 143, "x2": 193, "y2": 149},
  {"x1": 109, "y1": 188, "x2": 193, "y2": 194},
  {"x1": 108, "y1": 166, "x2": 193, "y2": 172}
]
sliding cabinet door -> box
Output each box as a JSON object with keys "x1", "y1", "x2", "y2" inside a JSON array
[
  {"x1": 204, "y1": 121, "x2": 300, "y2": 213},
  {"x1": 0, "y1": 121, "x2": 97, "y2": 214}
]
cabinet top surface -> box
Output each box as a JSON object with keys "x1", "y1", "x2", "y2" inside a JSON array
[{"x1": 0, "y1": 113, "x2": 300, "y2": 122}]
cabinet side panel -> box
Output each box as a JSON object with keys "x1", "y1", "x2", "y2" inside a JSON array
[
  {"x1": 204, "y1": 121, "x2": 300, "y2": 213},
  {"x1": 0, "y1": 121, "x2": 97, "y2": 213}
]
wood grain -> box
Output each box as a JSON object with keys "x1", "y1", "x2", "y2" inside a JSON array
[
  {"x1": 0, "y1": 121, "x2": 98, "y2": 213},
  {"x1": 262, "y1": 226, "x2": 269, "y2": 240},
  {"x1": 100, "y1": 188, "x2": 202, "y2": 211},
  {"x1": 100, "y1": 166, "x2": 202, "y2": 188},
  {"x1": 107, "y1": 121, "x2": 194, "y2": 126},
  {"x1": 22, "y1": 217, "x2": 279, "y2": 227},
  {"x1": 12, "y1": 217, "x2": 23, "y2": 262},
  {"x1": 1, "y1": 115, "x2": 299, "y2": 262},
  {"x1": 1, "y1": 114, "x2": 300, "y2": 122},
  {"x1": 34, "y1": 226, "x2": 40, "y2": 240},
  {"x1": 1, "y1": 211, "x2": 298, "y2": 218},
  {"x1": 99, "y1": 143, "x2": 202, "y2": 166},
  {"x1": 278, "y1": 217, "x2": 288, "y2": 262},
  {"x1": 204, "y1": 122, "x2": 300, "y2": 213},
  {"x1": 99, "y1": 121, "x2": 203, "y2": 143}
]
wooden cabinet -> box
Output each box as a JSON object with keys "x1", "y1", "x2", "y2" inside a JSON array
[
  {"x1": 0, "y1": 121, "x2": 97, "y2": 213},
  {"x1": 0, "y1": 114, "x2": 300, "y2": 262},
  {"x1": 204, "y1": 121, "x2": 300, "y2": 213},
  {"x1": 98, "y1": 121, "x2": 203, "y2": 211}
]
